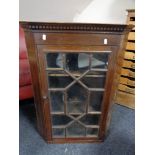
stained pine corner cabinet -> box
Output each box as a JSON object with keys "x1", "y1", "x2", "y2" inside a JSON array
[{"x1": 20, "y1": 22, "x2": 133, "y2": 143}]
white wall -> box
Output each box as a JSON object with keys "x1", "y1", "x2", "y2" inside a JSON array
[{"x1": 19, "y1": 0, "x2": 135, "y2": 24}]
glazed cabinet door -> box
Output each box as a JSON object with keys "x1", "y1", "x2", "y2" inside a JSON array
[{"x1": 37, "y1": 45, "x2": 117, "y2": 143}]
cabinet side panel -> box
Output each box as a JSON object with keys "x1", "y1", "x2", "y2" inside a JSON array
[
  {"x1": 24, "y1": 31, "x2": 52, "y2": 141},
  {"x1": 99, "y1": 34, "x2": 128, "y2": 138},
  {"x1": 106, "y1": 34, "x2": 129, "y2": 136},
  {"x1": 98, "y1": 46, "x2": 118, "y2": 138}
]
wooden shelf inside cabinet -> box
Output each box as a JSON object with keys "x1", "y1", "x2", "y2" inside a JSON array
[
  {"x1": 115, "y1": 9, "x2": 135, "y2": 109},
  {"x1": 20, "y1": 22, "x2": 133, "y2": 143}
]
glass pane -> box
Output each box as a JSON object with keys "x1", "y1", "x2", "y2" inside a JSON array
[
  {"x1": 87, "y1": 128, "x2": 98, "y2": 137},
  {"x1": 91, "y1": 53, "x2": 110, "y2": 69},
  {"x1": 52, "y1": 115, "x2": 72, "y2": 126},
  {"x1": 52, "y1": 128, "x2": 65, "y2": 137},
  {"x1": 80, "y1": 115, "x2": 100, "y2": 125},
  {"x1": 50, "y1": 92, "x2": 64, "y2": 112},
  {"x1": 48, "y1": 71, "x2": 73, "y2": 88},
  {"x1": 81, "y1": 71, "x2": 107, "y2": 88},
  {"x1": 71, "y1": 115, "x2": 80, "y2": 118},
  {"x1": 89, "y1": 91, "x2": 104, "y2": 112},
  {"x1": 66, "y1": 53, "x2": 89, "y2": 73},
  {"x1": 44, "y1": 51, "x2": 110, "y2": 138},
  {"x1": 46, "y1": 53, "x2": 63, "y2": 68},
  {"x1": 67, "y1": 83, "x2": 87, "y2": 114},
  {"x1": 66, "y1": 122, "x2": 85, "y2": 137}
]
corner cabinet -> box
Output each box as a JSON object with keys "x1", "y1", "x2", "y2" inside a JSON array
[{"x1": 20, "y1": 22, "x2": 133, "y2": 143}]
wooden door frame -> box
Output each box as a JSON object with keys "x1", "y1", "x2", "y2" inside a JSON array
[{"x1": 36, "y1": 45, "x2": 119, "y2": 143}]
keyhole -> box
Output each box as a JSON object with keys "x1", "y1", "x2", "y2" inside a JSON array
[
  {"x1": 104, "y1": 38, "x2": 108, "y2": 45},
  {"x1": 42, "y1": 34, "x2": 46, "y2": 40}
]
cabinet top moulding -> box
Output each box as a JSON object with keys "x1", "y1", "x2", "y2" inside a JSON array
[{"x1": 20, "y1": 22, "x2": 133, "y2": 34}]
